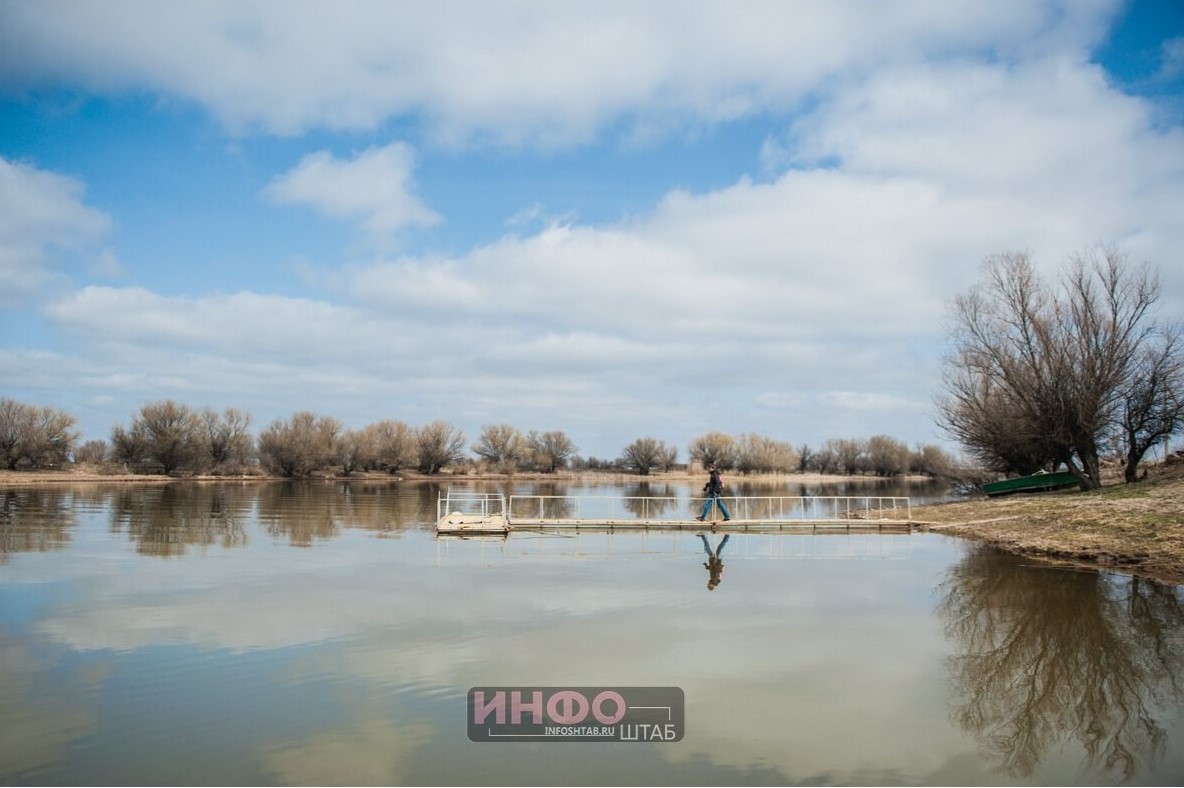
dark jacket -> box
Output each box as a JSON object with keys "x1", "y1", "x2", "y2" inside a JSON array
[{"x1": 704, "y1": 469, "x2": 724, "y2": 495}]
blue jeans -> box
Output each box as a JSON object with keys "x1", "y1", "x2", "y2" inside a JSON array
[
  {"x1": 698, "y1": 494, "x2": 731, "y2": 520},
  {"x1": 700, "y1": 533, "x2": 730, "y2": 556}
]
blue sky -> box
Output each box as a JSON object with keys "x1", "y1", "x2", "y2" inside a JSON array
[{"x1": 2, "y1": 0, "x2": 1182, "y2": 460}]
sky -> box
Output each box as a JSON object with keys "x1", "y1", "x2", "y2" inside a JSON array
[{"x1": 1, "y1": 0, "x2": 1183, "y2": 461}]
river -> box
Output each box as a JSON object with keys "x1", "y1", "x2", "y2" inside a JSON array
[{"x1": 1, "y1": 479, "x2": 1182, "y2": 785}]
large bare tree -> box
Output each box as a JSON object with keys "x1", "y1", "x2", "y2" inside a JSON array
[
  {"x1": 939, "y1": 249, "x2": 1169, "y2": 490},
  {"x1": 415, "y1": 420, "x2": 466, "y2": 474},
  {"x1": 687, "y1": 431, "x2": 737, "y2": 470},
  {"x1": 112, "y1": 400, "x2": 202, "y2": 475},
  {"x1": 257, "y1": 411, "x2": 343, "y2": 477},
  {"x1": 620, "y1": 436, "x2": 673, "y2": 476},
  {"x1": 0, "y1": 398, "x2": 79, "y2": 470},
  {"x1": 524, "y1": 429, "x2": 577, "y2": 473},
  {"x1": 472, "y1": 423, "x2": 525, "y2": 471}
]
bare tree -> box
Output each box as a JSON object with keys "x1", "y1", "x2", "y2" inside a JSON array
[
  {"x1": 735, "y1": 433, "x2": 796, "y2": 473},
  {"x1": 337, "y1": 428, "x2": 378, "y2": 475},
  {"x1": 829, "y1": 438, "x2": 866, "y2": 475},
  {"x1": 796, "y1": 443, "x2": 814, "y2": 473},
  {"x1": 620, "y1": 437, "x2": 672, "y2": 476},
  {"x1": 0, "y1": 399, "x2": 79, "y2": 470},
  {"x1": 524, "y1": 429, "x2": 577, "y2": 473},
  {"x1": 75, "y1": 439, "x2": 108, "y2": 464},
  {"x1": 113, "y1": 400, "x2": 202, "y2": 475},
  {"x1": 939, "y1": 249, "x2": 1166, "y2": 490},
  {"x1": 198, "y1": 406, "x2": 254, "y2": 471},
  {"x1": 865, "y1": 435, "x2": 911, "y2": 476},
  {"x1": 687, "y1": 431, "x2": 738, "y2": 470},
  {"x1": 368, "y1": 420, "x2": 416, "y2": 472},
  {"x1": 910, "y1": 444, "x2": 957, "y2": 478},
  {"x1": 1117, "y1": 325, "x2": 1184, "y2": 482},
  {"x1": 473, "y1": 423, "x2": 526, "y2": 471},
  {"x1": 657, "y1": 441, "x2": 679, "y2": 471},
  {"x1": 258, "y1": 412, "x2": 343, "y2": 477},
  {"x1": 415, "y1": 420, "x2": 466, "y2": 474}
]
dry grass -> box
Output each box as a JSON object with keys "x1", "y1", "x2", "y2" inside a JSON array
[{"x1": 914, "y1": 461, "x2": 1184, "y2": 585}]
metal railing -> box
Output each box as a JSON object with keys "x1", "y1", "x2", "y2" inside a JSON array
[
  {"x1": 506, "y1": 494, "x2": 911, "y2": 524},
  {"x1": 437, "y1": 490, "x2": 507, "y2": 522}
]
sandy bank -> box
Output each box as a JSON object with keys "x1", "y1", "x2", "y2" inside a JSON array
[{"x1": 913, "y1": 462, "x2": 1184, "y2": 586}]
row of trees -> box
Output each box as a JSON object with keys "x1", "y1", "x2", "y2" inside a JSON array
[
  {"x1": 0, "y1": 396, "x2": 957, "y2": 479},
  {"x1": 939, "y1": 249, "x2": 1182, "y2": 489},
  {"x1": 616, "y1": 432, "x2": 955, "y2": 477}
]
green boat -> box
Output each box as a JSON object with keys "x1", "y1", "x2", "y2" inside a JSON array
[{"x1": 982, "y1": 469, "x2": 1078, "y2": 496}]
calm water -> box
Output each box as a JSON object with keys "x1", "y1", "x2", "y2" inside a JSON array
[{"x1": 2, "y1": 480, "x2": 1182, "y2": 786}]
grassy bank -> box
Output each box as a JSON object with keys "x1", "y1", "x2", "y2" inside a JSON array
[{"x1": 913, "y1": 461, "x2": 1184, "y2": 585}]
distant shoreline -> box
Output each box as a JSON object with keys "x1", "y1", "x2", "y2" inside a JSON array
[
  {"x1": 0, "y1": 467, "x2": 935, "y2": 486},
  {"x1": 7, "y1": 464, "x2": 1181, "y2": 585}
]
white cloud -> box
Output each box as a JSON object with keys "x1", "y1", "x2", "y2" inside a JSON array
[
  {"x1": 1161, "y1": 37, "x2": 1184, "y2": 78},
  {"x1": 0, "y1": 1, "x2": 1119, "y2": 143},
  {"x1": 0, "y1": 156, "x2": 111, "y2": 307},
  {"x1": 263, "y1": 143, "x2": 439, "y2": 244},
  {"x1": 26, "y1": 45, "x2": 1184, "y2": 453}
]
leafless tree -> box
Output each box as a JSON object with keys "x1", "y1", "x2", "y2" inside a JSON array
[
  {"x1": 257, "y1": 411, "x2": 343, "y2": 477},
  {"x1": 524, "y1": 429, "x2": 577, "y2": 473},
  {"x1": 198, "y1": 406, "x2": 254, "y2": 470},
  {"x1": 0, "y1": 398, "x2": 79, "y2": 470},
  {"x1": 620, "y1": 436, "x2": 673, "y2": 476},
  {"x1": 827, "y1": 437, "x2": 866, "y2": 475},
  {"x1": 796, "y1": 443, "x2": 814, "y2": 473},
  {"x1": 415, "y1": 420, "x2": 466, "y2": 474},
  {"x1": 909, "y1": 443, "x2": 957, "y2": 478},
  {"x1": 74, "y1": 439, "x2": 108, "y2": 464},
  {"x1": 368, "y1": 419, "x2": 416, "y2": 472},
  {"x1": 1116, "y1": 325, "x2": 1184, "y2": 482},
  {"x1": 473, "y1": 423, "x2": 526, "y2": 471},
  {"x1": 657, "y1": 441, "x2": 679, "y2": 471},
  {"x1": 939, "y1": 249, "x2": 1166, "y2": 490},
  {"x1": 112, "y1": 400, "x2": 202, "y2": 474},
  {"x1": 336, "y1": 427, "x2": 378, "y2": 475},
  {"x1": 865, "y1": 435, "x2": 911, "y2": 476},
  {"x1": 734, "y1": 433, "x2": 796, "y2": 473},
  {"x1": 687, "y1": 431, "x2": 738, "y2": 470}
]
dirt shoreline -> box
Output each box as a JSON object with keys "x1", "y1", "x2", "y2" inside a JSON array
[{"x1": 912, "y1": 462, "x2": 1184, "y2": 586}]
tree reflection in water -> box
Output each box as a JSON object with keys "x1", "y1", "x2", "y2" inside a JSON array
[
  {"x1": 0, "y1": 487, "x2": 77, "y2": 562},
  {"x1": 109, "y1": 485, "x2": 250, "y2": 556},
  {"x1": 939, "y1": 545, "x2": 1184, "y2": 780}
]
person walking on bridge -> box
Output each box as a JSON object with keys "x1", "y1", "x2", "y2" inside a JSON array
[{"x1": 695, "y1": 463, "x2": 731, "y2": 522}]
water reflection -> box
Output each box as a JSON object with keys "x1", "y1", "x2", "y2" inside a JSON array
[
  {"x1": 0, "y1": 488, "x2": 77, "y2": 561},
  {"x1": 109, "y1": 484, "x2": 251, "y2": 557},
  {"x1": 699, "y1": 533, "x2": 730, "y2": 590},
  {"x1": 939, "y1": 546, "x2": 1184, "y2": 781}
]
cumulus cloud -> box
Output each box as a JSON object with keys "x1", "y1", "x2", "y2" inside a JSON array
[
  {"x1": 27, "y1": 43, "x2": 1184, "y2": 452},
  {"x1": 0, "y1": 156, "x2": 111, "y2": 307},
  {"x1": 263, "y1": 143, "x2": 439, "y2": 244},
  {"x1": 5, "y1": 0, "x2": 1180, "y2": 455},
  {"x1": 0, "y1": 0, "x2": 1118, "y2": 143}
]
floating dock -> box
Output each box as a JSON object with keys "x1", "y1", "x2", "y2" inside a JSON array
[{"x1": 436, "y1": 491, "x2": 914, "y2": 535}]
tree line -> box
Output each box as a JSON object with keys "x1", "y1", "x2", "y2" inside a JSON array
[
  {"x1": 0, "y1": 397, "x2": 956, "y2": 479},
  {"x1": 939, "y1": 248, "x2": 1182, "y2": 490}
]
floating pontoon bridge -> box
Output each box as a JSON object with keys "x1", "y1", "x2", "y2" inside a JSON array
[{"x1": 436, "y1": 489, "x2": 913, "y2": 535}]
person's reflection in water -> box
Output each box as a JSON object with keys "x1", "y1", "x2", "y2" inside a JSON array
[{"x1": 699, "y1": 533, "x2": 730, "y2": 590}]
